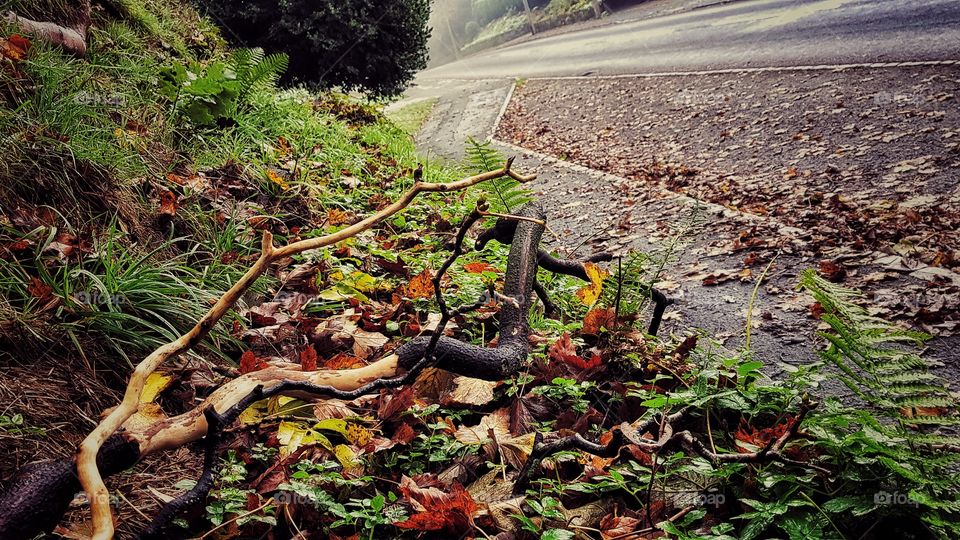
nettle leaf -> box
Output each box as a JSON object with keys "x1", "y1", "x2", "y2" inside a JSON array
[
  {"x1": 780, "y1": 514, "x2": 826, "y2": 540},
  {"x1": 541, "y1": 529, "x2": 575, "y2": 540}
]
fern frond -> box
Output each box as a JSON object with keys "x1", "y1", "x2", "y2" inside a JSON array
[
  {"x1": 229, "y1": 48, "x2": 289, "y2": 98},
  {"x1": 464, "y1": 137, "x2": 530, "y2": 213}
]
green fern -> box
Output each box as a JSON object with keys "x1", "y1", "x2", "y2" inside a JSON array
[
  {"x1": 800, "y1": 269, "x2": 960, "y2": 537},
  {"x1": 229, "y1": 48, "x2": 289, "y2": 99},
  {"x1": 801, "y1": 269, "x2": 954, "y2": 418},
  {"x1": 464, "y1": 137, "x2": 530, "y2": 214}
]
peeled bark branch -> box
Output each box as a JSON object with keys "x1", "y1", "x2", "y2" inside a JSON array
[
  {"x1": 73, "y1": 160, "x2": 535, "y2": 540},
  {"x1": 5, "y1": 1, "x2": 91, "y2": 56},
  {"x1": 0, "y1": 171, "x2": 543, "y2": 539}
]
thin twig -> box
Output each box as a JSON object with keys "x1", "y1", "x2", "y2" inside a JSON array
[{"x1": 78, "y1": 160, "x2": 535, "y2": 539}]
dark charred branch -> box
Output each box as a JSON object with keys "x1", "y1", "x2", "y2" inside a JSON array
[
  {"x1": 514, "y1": 401, "x2": 825, "y2": 496},
  {"x1": 533, "y1": 279, "x2": 556, "y2": 315},
  {"x1": 0, "y1": 434, "x2": 140, "y2": 538},
  {"x1": 398, "y1": 201, "x2": 545, "y2": 378},
  {"x1": 477, "y1": 214, "x2": 672, "y2": 335}
]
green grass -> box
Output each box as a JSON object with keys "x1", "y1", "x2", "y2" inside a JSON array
[
  {"x1": 384, "y1": 97, "x2": 437, "y2": 136},
  {"x1": 0, "y1": 2, "x2": 479, "y2": 375}
]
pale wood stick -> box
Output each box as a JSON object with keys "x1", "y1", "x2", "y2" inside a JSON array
[{"x1": 78, "y1": 160, "x2": 535, "y2": 539}]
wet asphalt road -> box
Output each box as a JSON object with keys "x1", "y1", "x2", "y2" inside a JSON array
[{"x1": 419, "y1": 0, "x2": 960, "y2": 80}]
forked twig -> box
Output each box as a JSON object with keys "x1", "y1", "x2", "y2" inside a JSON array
[{"x1": 78, "y1": 160, "x2": 535, "y2": 539}]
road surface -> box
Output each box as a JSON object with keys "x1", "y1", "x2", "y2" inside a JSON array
[
  {"x1": 396, "y1": 0, "x2": 960, "y2": 384},
  {"x1": 419, "y1": 0, "x2": 960, "y2": 80}
]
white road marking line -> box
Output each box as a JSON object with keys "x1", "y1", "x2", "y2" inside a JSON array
[{"x1": 527, "y1": 60, "x2": 960, "y2": 81}]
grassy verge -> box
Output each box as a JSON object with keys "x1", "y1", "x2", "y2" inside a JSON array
[{"x1": 385, "y1": 97, "x2": 438, "y2": 136}]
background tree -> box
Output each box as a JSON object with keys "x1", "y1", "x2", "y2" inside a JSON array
[{"x1": 197, "y1": 0, "x2": 431, "y2": 98}]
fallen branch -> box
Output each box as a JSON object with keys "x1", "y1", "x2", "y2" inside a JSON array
[
  {"x1": 477, "y1": 218, "x2": 672, "y2": 334},
  {"x1": 5, "y1": 1, "x2": 91, "y2": 56},
  {"x1": 143, "y1": 200, "x2": 515, "y2": 535},
  {"x1": 73, "y1": 160, "x2": 535, "y2": 539},
  {"x1": 514, "y1": 399, "x2": 826, "y2": 495}
]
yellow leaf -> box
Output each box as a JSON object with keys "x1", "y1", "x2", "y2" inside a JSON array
[
  {"x1": 277, "y1": 420, "x2": 333, "y2": 458},
  {"x1": 314, "y1": 418, "x2": 372, "y2": 447},
  {"x1": 345, "y1": 422, "x2": 372, "y2": 446},
  {"x1": 314, "y1": 418, "x2": 349, "y2": 435},
  {"x1": 266, "y1": 169, "x2": 290, "y2": 191},
  {"x1": 140, "y1": 372, "x2": 174, "y2": 403},
  {"x1": 334, "y1": 444, "x2": 362, "y2": 474},
  {"x1": 575, "y1": 262, "x2": 609, "y2": 306},
  {"x1": 239, "y1": 398, "x2": 269, "y2": 425},
  {"x1": 124, "y1": 403, "x2": 168, "y2": 432}
]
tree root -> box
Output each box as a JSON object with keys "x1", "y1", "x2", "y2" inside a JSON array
[{"x1": 514, "y1": 399, "x2": 827, "y2": 496}]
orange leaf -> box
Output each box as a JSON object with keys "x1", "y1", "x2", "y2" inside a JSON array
[
  {"x1": 734, "y1": 418, "x2": 792, "y2": 453},
  {"x1": 322, "y1": 352, "x2": 364, "y2": 370},
  {"x1": 158, "y1": 190, "x2": 177, "y2": 218},
  {"x1": 1, "y1": 35, "x2": 31, "y2": 62},
  {"x1": 300, "y1": 346, "x2": 318, "y2": 371},
  {"x1": 266, "y1": 169, "x2": 290, "y2": 190},
  {"x1": 394, "y1": 476, "x2": 477, "y2": 534},
  {"x1": 239, "y1": 350, "x2": 268, "y2": 374},
  {"x1": 463, "y1": 262, "x2": 498, "y2": 274},
  {"x1": 405, "y1": 268, "x2": 434, "y2": 299},
  {"x1": 582, "y1": 307, "x2": 617, "y2": 335},
  {"x1": 326, "y1": 208, "x2": 352, "y2": 226}
]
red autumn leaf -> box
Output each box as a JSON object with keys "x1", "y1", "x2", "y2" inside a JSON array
[
  {"x1": 158, "y1": 190, "x2": 177, "y2": 220},
  {"x1": 582, "y1": 307, "x2": 617, "y2": 335},
  {"x1": 463, "y1": 262, "x2": 499, "y2": 274},
  {"x1": 27, "y1": 277, "x2": 52, "y2": 302},
  {"x1": 734, "y1": 417, "x2": 793, "y2": 453},
  {"x1": 548, "y1": 333, "x2": 602, "y2": 370},
  {"x1": 1, "y1": 34, "x2": 31, "y2": 62},
  {"x1": 600, "y1": 512, "x2": 642, "y2": 539},
  {"x1": 392, "y1": 423, "x2": 416, "y2": 445},
  {"x1": 299, "y1": 346, "x2": 318, "y2": 371},
  {"x1": 239, "y1": 350, "x2": 268, "y2": 374},
  {"x1": 394, "y1": 476, "x2": 477, "y2": 534},
  {"x1": 818, "y1": 260, "x2": 846, "y2": 282},
  {"x1": 405, "y1": 268, "x2": 434, "y2": 299},
  {"x1": 378, "y1": 386, "x2": 415, "y2": 421}
]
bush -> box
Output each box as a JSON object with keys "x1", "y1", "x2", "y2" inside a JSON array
[
  {"x1": 463, "y1": 20, "x2": 481, "y2": 40},
  {"x1": 196, "y1": 0, "x2": 430, "y2": 98}
]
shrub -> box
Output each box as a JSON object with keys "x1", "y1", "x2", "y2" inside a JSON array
[{"x1": 195, "y1": 0, "x2": 430, "y2": 98}]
